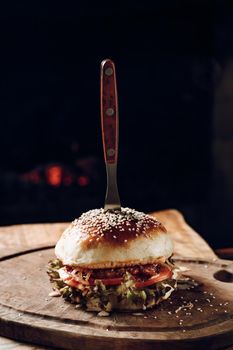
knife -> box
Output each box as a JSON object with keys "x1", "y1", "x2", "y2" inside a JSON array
[{"x1": 100, "y1": 59, "x2": 121, "y2": 211}]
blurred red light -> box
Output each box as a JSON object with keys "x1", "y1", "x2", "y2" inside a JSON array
[
  {"x1": 46, "y1": 165, "x2": 62, "y2": 187},
  {"x1": 63, "y1": 175, "x2": 73, "y2": 186},
  {"x1": 30, "y1": 170, "x2": 40, "y2": 184},
  {"x1": 77, "y1": 176, "x2": 90, "y2": 186}
]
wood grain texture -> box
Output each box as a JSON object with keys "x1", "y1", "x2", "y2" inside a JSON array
[
  {"x1": 0, "y1": 209, "x2": 231, "y2": 350},
  {"x1": 0, "y1": 251, "x2": 233, "y2": 350},
  {"x1": 151, "y1": 210, "x2": 217, "y2": 260}
]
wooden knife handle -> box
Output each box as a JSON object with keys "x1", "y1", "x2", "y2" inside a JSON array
[{"x1": 101, "y1": 59, "x2": 119, "y2": 164}]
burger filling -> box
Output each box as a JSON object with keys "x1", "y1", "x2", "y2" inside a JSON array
[{"x1": 47, "y1": 258, "x2": 177, "y2": 312}]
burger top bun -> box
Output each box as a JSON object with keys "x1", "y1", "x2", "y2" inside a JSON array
[{"x1": 55, "y1": 207, "x2": 173, "y2": 269}]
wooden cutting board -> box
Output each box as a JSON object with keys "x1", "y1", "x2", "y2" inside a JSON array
[{"x1": 0, "y1": 210, "x2": 232, "y2": 350}]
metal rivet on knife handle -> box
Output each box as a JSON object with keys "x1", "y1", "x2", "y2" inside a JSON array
[
  {"x1": 107, "y1": 149, "x2": 115, "y2": 157},
  {"x1": 105, "y1": 67, "x2": 113, "y2": 76},
  {"x1": 106, "y1": 108, "x2": 115, "y2": 116}
]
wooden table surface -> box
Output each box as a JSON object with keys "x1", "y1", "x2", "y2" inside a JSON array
[{"x1": 0, "y1": 209, "x2": 232, "y2": 350}]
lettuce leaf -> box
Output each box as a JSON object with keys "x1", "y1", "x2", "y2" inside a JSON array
[{"x1": 47, "y1": 259, "x2": 177, "y2": 312}]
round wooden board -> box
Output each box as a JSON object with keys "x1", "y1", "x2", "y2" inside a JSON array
[{"x1": 0, "y1": 247, "x2": 232, "y2": 350}]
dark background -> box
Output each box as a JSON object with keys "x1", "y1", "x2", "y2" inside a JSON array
[{"x1": 0, "y1": 1, "x2": 232, "y2": 249}]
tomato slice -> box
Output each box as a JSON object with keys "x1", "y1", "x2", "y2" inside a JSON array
[
  {"x1": 63, "y1": 265, "x2": 172, "y2": 288},
  {"x1": 135, "y1": 265, "x2": 172, "y2": 288},
  {"x1": 65, "y1": 276, "x2": 123, "y2": 287},
  {"x1": 64, "y1": 277, "x2": 80, "y2": 288},
  {"x1": 64, "y1": 276, "x2": 90, "y2": 287}
]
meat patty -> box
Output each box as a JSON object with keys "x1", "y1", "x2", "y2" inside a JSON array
[{"x1": 69, "y1": 263, "x2": 163, "y2": 280}]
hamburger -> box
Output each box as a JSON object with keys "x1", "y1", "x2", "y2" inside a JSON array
[{"x1": 48, "y1": 207, "x2": 178, "y2": 313}]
